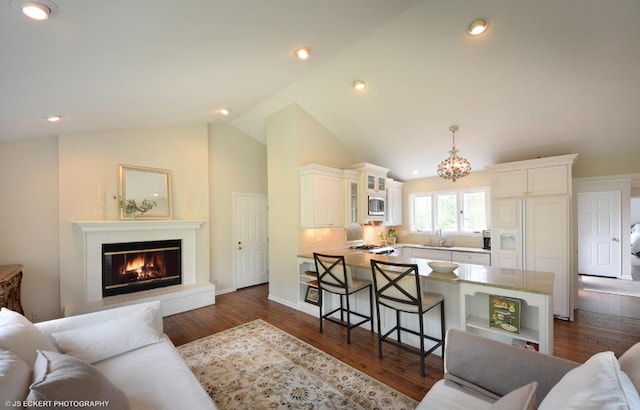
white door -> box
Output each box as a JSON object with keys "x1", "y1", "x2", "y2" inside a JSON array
[
  {"x1": 234, "y1": 193, "x2": 269, "y2": 288},
  {"x1": 578, "y1": 191, "x2": 622, "y2": 278}
]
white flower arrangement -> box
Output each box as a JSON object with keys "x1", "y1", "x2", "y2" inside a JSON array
[{"x1": 113, "y1": 195, "x2": 156, "y2": 218}]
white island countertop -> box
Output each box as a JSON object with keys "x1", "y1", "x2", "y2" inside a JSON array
[{"x1": 298, "y1": 250, "x2": 553, "y2": 295}]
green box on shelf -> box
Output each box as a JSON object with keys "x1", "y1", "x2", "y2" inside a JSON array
[{"x1": 489, "y1": 295, "x2": 521, "y2": 333}]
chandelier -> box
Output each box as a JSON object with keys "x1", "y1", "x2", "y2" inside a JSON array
[{"x1": 437, "y1": 125, "x2": 471, "y2": 182}]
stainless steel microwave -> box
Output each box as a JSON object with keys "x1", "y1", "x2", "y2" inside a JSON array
[{"x1": 368, "y1": 195, "x2": 385, "y2": 216}]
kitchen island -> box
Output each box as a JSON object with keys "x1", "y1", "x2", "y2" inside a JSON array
[{"x1": 298, "y1": 250, "x2": 555, "y2": 354}]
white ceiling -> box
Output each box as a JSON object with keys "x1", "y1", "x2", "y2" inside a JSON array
[{"x1": 2, "y1": 0, "x2": 639, "y2": 181}]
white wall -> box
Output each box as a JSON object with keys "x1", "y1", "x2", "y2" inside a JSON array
[
  {"x1": 266, "y1": 103, "x2": 361, "y2": 307},
  {"x1": 0, "y1": 122, "x2": 267, "y2": 320},
  {"x1": 209, "y1": 123, "x2": 267, "y2": 293},
  {"x1": 58, "y1": 124, "x2": 211, "y2": 312},
  {"x1": 0, "y1": 137, "x2": 60, "y2": 321}
]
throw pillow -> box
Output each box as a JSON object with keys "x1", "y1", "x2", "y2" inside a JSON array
[
  {"x1": 490, "y1": 382, "x2": 537, "y2": 410},
  {"x1": 51, "y1": 306, "x2": 162, "y2": 364},
  {"x1": 0, "y1": 308, "x2": 57, "y2": 367},
  {"x1": 619, "y1": 342, "x2": 640, "y2": 392},
  {"x1": 0, "y1": 348, "x2": 30, "y2": 403},
  {"x1": 539, "y1": 351, "x2": 640, "y2": 410},
  {"x1": 28, "y1": 350, "x2": 129, "y2": 409}
]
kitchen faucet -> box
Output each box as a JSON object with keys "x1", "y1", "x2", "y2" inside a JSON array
[{"x1": 436, "y1": 228, "x2": 445, "y2": 246}]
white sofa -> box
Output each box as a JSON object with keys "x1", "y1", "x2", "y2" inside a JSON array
[
  {"x1": 418, "y1": 329, "x2": 640, "y2": 409},
  {"x1": 0, "y1": 301, "x2": 216, "y2": 409}
]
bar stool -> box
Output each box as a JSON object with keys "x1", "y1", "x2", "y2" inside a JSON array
[
  {"x1": 313, "y1": 252, "x2": 374, "y2": 344},
  {"x1": 370, "y1": 259, "x2": 445, "y2": 376}
]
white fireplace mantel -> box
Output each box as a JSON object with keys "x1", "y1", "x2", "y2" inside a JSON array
[
  {"x1": 73, "y1": 220, "x2": 205, "y2": 232},
  {"x1": 71, "y1": 219, "x2": 207, "y2": 303}
]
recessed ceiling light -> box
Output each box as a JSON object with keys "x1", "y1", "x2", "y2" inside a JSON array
[
  {"x1": 352, "y1": 80, "x2": 366, "y2": 91},
  {"x1": 412, "y1": 170, "x2": 419, "y2": 176},
  {"x1": 217, "y1": 108, "x2": 230, "y2": 116},
  {"x1": 22, "y1": 2, "x2": 50, "y2": 20},
  {"x1": 468, "y1": 18, "x2": 489, "y2": 36},
  {"x1": 293, "y1": 47, "x2": 311, "y2": 60},
  {"x1": 45, "y1": 115, "x2": 62, "y2": 122},
  {"x1": 11, "y1": 0, "x2": 59, "y2": 20}
]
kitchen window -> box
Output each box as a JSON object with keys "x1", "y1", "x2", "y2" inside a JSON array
[{"x1": 410, "y1": 188, "x2": 489, "y2": 234}]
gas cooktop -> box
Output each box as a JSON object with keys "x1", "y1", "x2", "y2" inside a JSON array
[{"x1": 351, "y1": 244, "x2": 397, "y2": 255}]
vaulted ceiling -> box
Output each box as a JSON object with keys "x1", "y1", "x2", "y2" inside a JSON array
[{"x1": 2, "y1": 0, "x2": 639, "y2": 180}]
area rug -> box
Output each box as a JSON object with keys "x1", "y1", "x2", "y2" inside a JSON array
[{"x1": 178, "y1": 319, "x2": 418, "y2": 409}]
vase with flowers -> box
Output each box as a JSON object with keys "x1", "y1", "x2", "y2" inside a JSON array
[{"x1": 113, "y1": 196, "x2": 157, "y2": 220}]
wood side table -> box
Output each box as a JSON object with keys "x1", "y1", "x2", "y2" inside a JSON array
[{"x1": 0, "y1": 264, "x2": 24, "y2": 314}]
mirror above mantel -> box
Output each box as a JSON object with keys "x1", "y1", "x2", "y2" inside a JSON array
[{"x1": 118, "y1": 164, "x2": 172, "y2": 220}]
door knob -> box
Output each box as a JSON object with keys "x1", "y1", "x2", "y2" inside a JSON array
[{"x1": 612, "y1": 237, "x2": 619, "y2": 242}]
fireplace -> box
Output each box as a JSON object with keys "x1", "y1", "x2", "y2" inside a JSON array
[{"x1": 102, "y1": 239, "x2": 182, "y2": 297}]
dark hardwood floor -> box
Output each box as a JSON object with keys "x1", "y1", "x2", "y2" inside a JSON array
[{"x1": 164, "y1": 284, "x2": 640, "y2": 402}]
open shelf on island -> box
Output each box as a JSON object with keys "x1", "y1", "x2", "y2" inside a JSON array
[{"x1": 466, "y1": 315, "x2": 539, "y2": 344}]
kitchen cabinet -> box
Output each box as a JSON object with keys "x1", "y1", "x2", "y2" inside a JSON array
[
  {"x1": 384, "y1": 178, "x2": 403, "y2": 226},
  {"x1": 299, "y1": 164, "x2": 344, "y2": 228},
  {"x1": 451, "y1": 251, "x2": 491, "y2": 266},
  {"x1": 367, "y1": 174, "x2": 386, "y2": 192},
  {"x1": 489, "y1": 154, "x2": 577, "y2": 198},
  {"x1": 488, "y1": 154, "x2": 577, "y2": 319},
  {"x1": 344, "y1": 170, "x2": 360, "y2": 226},
  {"x1": 401, "y1": 246, "x2": 491, "y2": 266},
  {"x1": 344, "y1": 162, "x2": 389, "y2": 194},
  {"x1": 344, "y1": 162, "x2": 390, "y2": 223},
  {"x1": 407, "y1": 247, "x2": 452, "y2": 261},
  {"x1": 461, "y1": 282, "x2": 553, "y2": 354}
]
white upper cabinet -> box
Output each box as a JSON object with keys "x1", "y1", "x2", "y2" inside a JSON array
[
  {"x1": 344, "y1": 170, "x2": 361, "y2": 226},
  {"x1": 488, "y1": 154, "x2": 578, "y2": 198},
  {"x1": 299, "y1": 164, "x2": 345, "y2": 228},
  {"x1": 367, "y1": 173, "x2": 386, "y2": 192},
  {"x1": 384, "y1": 178, "x2": 403, "y2": 226},
  {"x1": 344, "y1": 162, "x2": 390, "y2": 223}
]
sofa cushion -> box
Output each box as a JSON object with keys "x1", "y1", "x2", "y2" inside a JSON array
[
  {"x1": 27, "y1": 350, "x2": 129, "y2": 409},
  {"x1": 50, "y1": 305, "x2": 162, "y2": 364},
  {"x1": 540, "y1": 351, "x2": 640, "y2": 410},
  {"x1": 0, "y1": 308, "x2": 57, "y2": 367},
  {"x1": 489, "y1": 382, "x2": 537, "y2": 410},
  {"x1": 0, "y1": 348, "x2": 30, "y2": 403},
  {"x1": 619, "y1": 342, "x2": 640, "y2": 392},
  {"x1": 94, "y1": 337, "x2": 216, "y2": 409},
  {"x1": 415, "y1": 379, "x2": 493, "y2": 409}
]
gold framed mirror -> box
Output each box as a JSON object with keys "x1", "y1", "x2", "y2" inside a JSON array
[{"x1": 118, "y1": 164, "x2": 172, "y2": 219}]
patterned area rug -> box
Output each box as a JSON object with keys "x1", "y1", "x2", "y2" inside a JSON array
[{"x1": 178, "y1": 319, "x2": 418, "y2": 409}]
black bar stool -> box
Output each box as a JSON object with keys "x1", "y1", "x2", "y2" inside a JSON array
[
  {"x1": 370, "y1": 259, "x2": 445, "y2": 376},
  {"x1": 313, "y1": 252, "x2": 374, "y2": 344}
]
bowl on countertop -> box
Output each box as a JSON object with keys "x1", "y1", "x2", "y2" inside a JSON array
[{"x1": 428, "y1": 261, "x2": 459, "y2": 274}]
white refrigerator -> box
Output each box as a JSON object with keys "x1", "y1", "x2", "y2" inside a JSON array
[{"x1": 491, "y1": 196, "x2": 571, "y2": 319}]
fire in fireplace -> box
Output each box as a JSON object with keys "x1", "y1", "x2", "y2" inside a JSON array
[{"x1": 102, "y1": 239, "x2": 182, "y2": 297}]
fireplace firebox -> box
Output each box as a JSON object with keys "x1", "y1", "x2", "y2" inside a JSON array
[{"x1": 102, "y1": 239, "x2": 182, "y2": 297}]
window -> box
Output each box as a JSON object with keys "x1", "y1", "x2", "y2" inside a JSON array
[
  {"x1": 412, "y1": 195, "x2": 432, "y2": 232},
  {"x1": 410, "y1": 188, "x2": 488, "y2": 234}
]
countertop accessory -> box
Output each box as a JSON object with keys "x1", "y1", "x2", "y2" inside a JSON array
[{"x1": 428, "y1": 261, "x2": 459, "y2": 274}]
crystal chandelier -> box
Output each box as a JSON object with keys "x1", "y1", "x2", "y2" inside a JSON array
[{"x1": 437, "y1": 125, "x2": 471, "y2": 182}]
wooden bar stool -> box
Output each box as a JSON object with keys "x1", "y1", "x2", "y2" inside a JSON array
[
  {"x1": 313, "y1": 252, "x2": 374, "y2": 344},
  {"x1": 370, "y1": 259, "x2": 445, "y2": 376}
]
